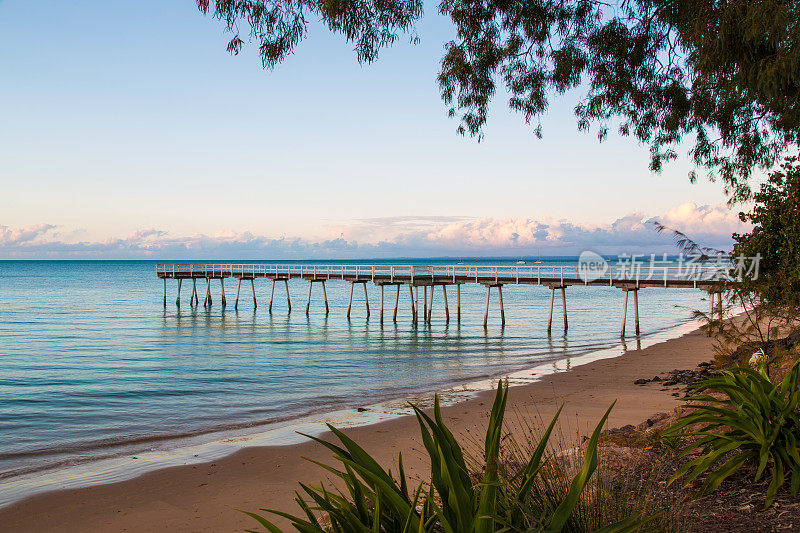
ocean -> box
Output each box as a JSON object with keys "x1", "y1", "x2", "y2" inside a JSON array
[{"x1": 0, "y1": 258, "x2": 707, "y2": 503}]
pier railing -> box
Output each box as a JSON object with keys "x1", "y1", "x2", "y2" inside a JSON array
[
  {"x1": 155, "y1": 262, "x2": 736, "y2": 285},
  {"x1": 156, "y1": 262, "x2": 739, "y2": 333}
]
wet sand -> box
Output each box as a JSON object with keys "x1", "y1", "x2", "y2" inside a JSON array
[{"x1": 0, "y1": 326, "x2": 716, "y2": 532}]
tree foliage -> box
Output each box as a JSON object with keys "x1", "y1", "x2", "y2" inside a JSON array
[
  {"x1": 733, "y1": 154, "x2": 800, "y2": 308},
  {"x1": 198, "y1": 1, "x2": 800, "y2": 202},
  {"x1": 196, "y1": 0, "x2": 422, "y2": 67}
]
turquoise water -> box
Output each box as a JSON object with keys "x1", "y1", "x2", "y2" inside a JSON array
[{"x1": 0, "y1": 259, "x2": 705, "y2": 485}]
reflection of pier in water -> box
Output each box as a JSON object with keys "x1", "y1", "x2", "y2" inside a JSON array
[{"x1": 156, "y1": 263, "x2": 727, "y2": 336}]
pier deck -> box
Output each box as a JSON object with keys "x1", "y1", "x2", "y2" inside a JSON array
[
  {"x1": 156, "y1": 263, "x2": 730, "y2": 335},
  {"x1": 156, "y1": 263, "x2": 723, "y2": 289}
]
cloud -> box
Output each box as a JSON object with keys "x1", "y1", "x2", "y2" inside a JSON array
[
  {"x1": 0, "y1": 224, "x2": 57, "y2": 245},
  {"x1": 0, "y1": 202, "x2": 750, "y2": 259}
]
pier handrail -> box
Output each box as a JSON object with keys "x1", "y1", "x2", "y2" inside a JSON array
[{"x1": 155, "y1": 262, "x2": 737, "y2": 285}]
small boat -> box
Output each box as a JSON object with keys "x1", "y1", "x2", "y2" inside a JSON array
[
  {"x1": 516, "y1": 260, "x2": 526, "y2": 265},
  {"x1": 533, "y1": 249, "x2": 543, "y2": 264}
]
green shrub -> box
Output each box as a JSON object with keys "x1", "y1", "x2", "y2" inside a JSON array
[
  {"x1": 665, "y1": 361, "x2": 800, "y2": 507},
  {"x1": 242, "y1": 382, "x2": 647, "y2": 532},
  {"x1": 496, "y1": 411, "x2": 681, "y2": 532}
]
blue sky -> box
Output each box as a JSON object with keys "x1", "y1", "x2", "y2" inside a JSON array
[{"x1": 0, "y1": 0, "x2": 752, "y2": 258}]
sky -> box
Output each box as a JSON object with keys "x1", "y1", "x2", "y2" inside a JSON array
[{"x1": 0, "y1": 0, "x2": 755, "y2": 259}]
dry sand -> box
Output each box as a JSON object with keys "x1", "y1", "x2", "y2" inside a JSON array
[{"x1": 0, "y1": 326, "x2": 717, "y2": 532}]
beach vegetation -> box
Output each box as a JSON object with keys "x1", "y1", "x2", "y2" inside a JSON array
[
  {"x1": 665, "y1": 361, "x2": 800, "y2": 508},
  {"x1": 242, "y1": 382, "x2": 655, "y2": 532},
  {"x1": 732, "y1": 155, "x2": 800, "y2": 311},
  {"x1": 656, "y1": 153, "x2": 800, "y2": 372}
]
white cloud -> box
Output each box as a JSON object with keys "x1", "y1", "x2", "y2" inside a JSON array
[
  {"x1": 0, "y1": 224, "x2": 57, "y2": 245},
  {"x1": 0, "y1": 202, "x2": 750, "y2": 259}
]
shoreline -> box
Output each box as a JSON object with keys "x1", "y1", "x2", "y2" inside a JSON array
[
  {"x1": 0, "y1": 319, "x2": 718, "y2": 532},
  {"x1": 0, "y1": 319, "x2": 697, "y2": 510}
]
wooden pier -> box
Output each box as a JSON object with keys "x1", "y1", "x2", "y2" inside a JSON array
[{"x1": 156, "y1": 263, "x2": 728, "y2": 336}]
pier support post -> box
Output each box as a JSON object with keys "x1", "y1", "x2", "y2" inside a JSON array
[
  {"x1": 409, "y1": 286, "x2": 415, "y2": 322},
  {"x1": 423, "y1": 286, "x2": 428, "y2": 323},
  {"x1": 163, "y1": 278, "x2": 167, "y2": 307},
  {"x1": 709, "y1": 292, "x2": 715, "y2": 334},
  {"x1": 483, "y1": 285, "x2": 491, "y2": 327},
  {"x1": 235, "y1": 279, "x2": 241, "y2": 309},
  {"x1": 621, "y1": 289, "x2": 629, "y2": 337},
  {"x1": 414, "y1": 286, "x2": 419, "y2": 324},
  {"x1": 457, "y1": 284, "x2": 461, "y2": 322},
  {"x1": 191, "y1": 279, "x2": 198, "y2": 306},
  {"x1": 176, "y1": 279, "x2": 182, "y2": 307},
  {"x1": 547, "y1": 287, "x2": 555, "y2": 333},
  {"x1": 220, "y1": 278, "x2": 226, "y2": 307},
  {"x1": 347, "y1": 282, "x2": 369, "y2": 318},
  {"x1": 443, "y1": 285, "x2": 449, "y2": 322},
  {"x1": 284, "y1": 280, "x2": 291, "y2": 313},
  {"x1": 428, "y1": 285, "x2": 434, "y2": 323},
  {"x1": 251, "y1": 279, "x2": 257, "y2": 309},
  {"x1": 633, "y1": 289, "x2": 640, "y2": 335},
  {"x1": 498, "y1": 285, "x2": 505, "y2": 326},
  {"x1": 347, "y1": 282, "x2": 354, "y2": 319},
  {"x1": 561, "y1": 287, "x2": 568, "y2": 331},
  {"x1": 269, "y1": 280, "x2": 276, "y2": 313},
  {"x1": 393, "y1": 285, "x2": 399, "y2": 322},
  {"x1": 303, "y1": 280, "x2": 328, "y2": 316},
  {"x1": 380, "y1": 285, "x2": 384, "y2": 323}
]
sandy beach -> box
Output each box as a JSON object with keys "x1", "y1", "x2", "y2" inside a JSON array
[{"x1": 0, "y1": 325, "x2": 717, "y2": 532}]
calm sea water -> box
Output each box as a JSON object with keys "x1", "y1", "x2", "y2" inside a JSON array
[{"x1": 0, "y1": 259, "x2": 705, "y2": 486}]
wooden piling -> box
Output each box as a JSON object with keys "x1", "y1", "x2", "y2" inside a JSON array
[
  {"x1": 322, "y1": 281, "x2": 329, "y2": 314},
  {"x1": 380, "y1": 285, "x2": 384, "y2": 323},
  {"x1": 428, "y1": 285, "x2": 434, "y2": 323},
  {"x1": 163, "y1": 278, "x2": 167, "y2": 307},
  {"x1": 306, "y1": 282, "x2": 312, "y2": 316},
  {"x1": 498, "y1": 285, "x2": 505, "y2": 326},
  {"x1": 409, "y1": 285, "x2": 415, "y2": 322},
  {"x1": 457, "y1": 284, "x2": 461, "y2": 322},
  {"x1": 709, "y1": 292, "x2": 715, "y2": 334},
  {"x1": 423, "y1": 286, "x2": 428, "y2": 323},
  {"x1": 284, "y1": 280, "x2": 291, "y2": 313},
  {"x1": 347, "y1": 282, "x2": 354, "y2": 319},
  {"x1": 483, "y1": 285, "x2": 491, "y2": 327},
  {"x1": 363, "y1": 282, "x2": 370, "y2": 318},
  {"x1": 191, "y1": 279, "x2": 198, "y2": 306},
  {"x1": 251, "y1": 279, "x2": 257, "y2": 308},
  {"x1": 176, "y1": 279, "x2": 182, "y2": 307},
  {"x1": 621, "y1": 289, "x2": 629, "y2": 337},
  {"x1": 633, "y1": 289, "x2": 640, "y2": 335},
  {"x1": 220, "y1": 279, "x2": 226, "y2": 307},
  {"x1": 414, "y1": 286, "x2": 419, "y2": 324},
  {"x1": 561, "y1": 287, "x2": 568, "y2": 331},
  {"x1": 547, "y1": 287, "x2": 555, "y2": 333},
  {"x1": 393, "y1": 285, "x2": 399, "y2": 322},
  {"x1": 443, "y1": 285, "x2": 449, "y2": 322},
  {"x1": 235, "y1": 279, "x2": 241, "y2": 309},
  {"x1": 269, "y1": 280, "x2": 275, "y2": 313}
]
